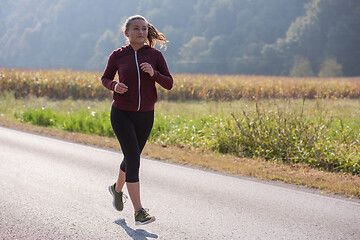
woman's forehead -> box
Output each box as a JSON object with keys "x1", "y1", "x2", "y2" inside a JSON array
[{"x1": 129, "y1": 19, "x2": 147, "y2": 27}]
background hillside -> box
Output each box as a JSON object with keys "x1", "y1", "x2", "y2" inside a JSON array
[{"x1": 1, "y1": 0, "x2": 359, "y2": 76}]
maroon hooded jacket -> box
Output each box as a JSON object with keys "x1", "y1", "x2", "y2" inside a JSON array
[{"x1": 101, "y1": 44, "x2": 173, "y2": 112}]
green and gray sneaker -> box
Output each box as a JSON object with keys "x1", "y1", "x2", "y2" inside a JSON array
[
  {"x1": 135, "y1": 208, "x2": 156, "y2": 225},
  {"x1": 108, "y1": 183, "x2": 127, "y2": 211}
]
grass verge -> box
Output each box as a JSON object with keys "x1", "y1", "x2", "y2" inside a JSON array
[{"x1": 1, "y1": 117, "x2": 359, "y2": 199}]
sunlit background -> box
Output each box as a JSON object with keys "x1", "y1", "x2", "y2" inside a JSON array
[{"x1": 0, "y1": 0, "x2": 359, "y2": 76}]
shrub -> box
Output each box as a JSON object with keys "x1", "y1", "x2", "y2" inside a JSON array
[
  {"x1": 289, "y1": 57, "x2": 314, "y2": 77},
  {"x1": 318, "y1": 58, "x2": 343, "y2": 77}
]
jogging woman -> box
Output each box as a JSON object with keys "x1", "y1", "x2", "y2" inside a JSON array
[{"x1": 101, "y1": 15, "x2": 173, "y2": 225}]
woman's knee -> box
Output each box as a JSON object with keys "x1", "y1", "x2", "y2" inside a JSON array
[
  {"x1": 125, "y1": 169, "x2": 140, "y2": 182},
  {"x1": 123, "y1": 156, "x2": 141, "y2": 182},
  {"x1": 120, "y1": 159, "x2": 126, "y2": 172}
]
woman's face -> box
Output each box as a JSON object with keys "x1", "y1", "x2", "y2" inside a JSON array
[{"x1": 125, "y1": 19, "x2": 148, "y2": 45}]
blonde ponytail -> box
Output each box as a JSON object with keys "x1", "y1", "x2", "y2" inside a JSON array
[
  {"x1": 147, "y1": 23, "x2": 167, "y2": 49},
  {"x1": 123, "y1": 15, "x2": 168, "y2": 50}
]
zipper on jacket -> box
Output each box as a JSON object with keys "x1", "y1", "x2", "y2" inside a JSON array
[{"x1": 134, "y1": 51, "x2": 141, "y2": 111}]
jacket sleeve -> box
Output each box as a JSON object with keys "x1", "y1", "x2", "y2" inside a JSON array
[
  {"x1": 152, "y1": 51, "x2": 173, "y2": 90},
  {"x1": 101, "y1": 51, "x2": 118, "y2": 91}
]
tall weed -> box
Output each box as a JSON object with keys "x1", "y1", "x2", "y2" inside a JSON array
[{"x1": 212, "y1": 99, "x2": 360, "y2": 174}]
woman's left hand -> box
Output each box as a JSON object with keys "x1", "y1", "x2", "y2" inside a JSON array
[{"x1": 140, "y1": 62, "x2": 154, "y2": 77}]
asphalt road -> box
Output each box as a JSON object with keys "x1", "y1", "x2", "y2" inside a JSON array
[{"x1": 0, "y1": 126, "x2": 359, "y2": 239}]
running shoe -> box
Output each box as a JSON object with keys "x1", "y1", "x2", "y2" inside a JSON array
[
  {"x1": 135, "y1": 208, "x2": 156, "y2": 225},
  {"x1": 108, "y1": 183, "x2": 127, "y2": 211}
]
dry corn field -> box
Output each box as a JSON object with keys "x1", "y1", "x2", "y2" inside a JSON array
[{"x1": 1, "y1": 68, "x2": 360, "y2": 100}]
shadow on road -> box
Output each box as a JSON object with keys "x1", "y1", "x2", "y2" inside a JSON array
[{"x1": 114, "y1": 219, "x2": 158, "y2": 240}]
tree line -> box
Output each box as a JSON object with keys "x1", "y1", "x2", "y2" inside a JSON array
[{"x1": 0, "y1": 0, "x2": 359, "y2": 76}]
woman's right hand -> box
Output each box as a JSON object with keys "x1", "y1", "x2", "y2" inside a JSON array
[{"x1": 114, "y1": 82, "x2": 128, "y2": 94}]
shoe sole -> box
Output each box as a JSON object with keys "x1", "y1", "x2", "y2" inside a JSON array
[
  {"x1": 108, "y1": 185, "x2": 123, "y2": 211},
  {"x1": 135, "y1": 217, "x2": 156, "y2": 226}
]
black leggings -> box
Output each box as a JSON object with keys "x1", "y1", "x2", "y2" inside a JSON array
[{"x1": 110, "y1": 105, "x2": 154, "y2": 182}]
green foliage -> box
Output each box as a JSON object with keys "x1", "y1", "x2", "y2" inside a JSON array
[
  {"x1": 318, "y1": 58, "x2": 343, "y2": 77},
  {"x1": 268, "y1": 0, "x2": 360, "y2": 76},
  {"x1": 7, "y1": 0, "x2": 360, "y2": 76},
  {"x1": 212, "y1": 100, "x2": 360, "y2": 174},
  {"x1": 290, "y1": 57, "x2": 314, "y2": 77},
  {"x1": 16, "y1": 108, "x2": 114, "y2": 138},
  {"x1": 19, "y1": 108, "x2": 55, "y2": 127},
  {"x1": 150, "y1": 113, "x2": 218, "y2": 149}
]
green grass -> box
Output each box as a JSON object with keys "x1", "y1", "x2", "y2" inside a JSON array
[
  {"x1": 154, "y1": 99, "x2": 360, "y2": 174},
  {"x1": 16, "y1": 108, "x2": 114, "y2": 137},
  {"x1": 1, "y1": 92, "x2": 359, "y2": 174}
]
